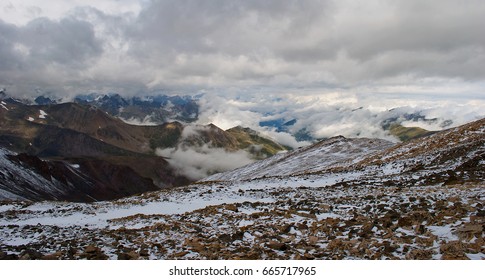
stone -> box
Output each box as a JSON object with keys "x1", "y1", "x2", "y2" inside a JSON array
[
  {"x1": 297, "y1": 222, "x2": 309, "y2": 230},
  {"x1": 172, "y1": 251, "x2": 189, "y2": 258},
  {"x1": 397, "y1": 216, "x2": 413, "y2": 227},
  {"x1": 359, "y1": 222, "x2": 375, "y2": 237},
  {"x1": 440, "y1": 241, "x2": 470, "y2": 260},
  {"x1": 308, "y1": 236, "x2": 319, "y2": 245},
  {"x1": 139, "y1": 249, "x2": 149, "y2": 257},
  {"x1": 267, "y1": 241, "x2": 288, "y2": 251},
  {"x1": 415, "y1": 237, "x2": 434, "y2": 247},
  {"x1": 19, "y1": 249, "x2": 43, "y2": 260},
  {"x1": 82, "y1": 245, "x2": 108, "y2": 260},
  {"x1": 41, "y1": 251, "x2": 63, "y2": 260},
  {"x1": 414, "y1": 224, "x2": 427, "y2": 235},
  {"x1": 218, "y1": 234, "x2": 232, "y2": 244},
  {"x1": 232, "y1": 231, "x2": 245, "y2": 241},
  {"x1": 84, "y1": 245, "x2": 98, "y2": 254},
  {"x1": 405, "y1": 249, "x2": 433, "y2": 260},
  {"x1": 127, "y1": 251, "x2": 140, "y2": 260},
  {"x1": 327, "y1": 238, "x2": 343, "y2": 252},
  {"x1": 224, "y1": 204, "x2": 238, "y2": 212},
  {"x1": 456, "y1": 224, "x2": 482, "y2": 241}
]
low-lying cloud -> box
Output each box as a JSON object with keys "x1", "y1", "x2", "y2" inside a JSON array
[
  {"x1": 154, "y1": 124, "x2": 254, "y2": 180},
  {"x1": 156, "y1": 144, "x2": 253, "y2": 181},
  {"x1": 197, "y1": 90, "x2": 485, "y2": 147}
]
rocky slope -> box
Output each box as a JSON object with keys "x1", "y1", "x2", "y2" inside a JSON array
[
  {"x1": 0, "y1": 148, "x2": 165, "y2": 201},
  {"x1": 205, "y1": 136, "x2": 393, "y2": 181},
  {"x1": 0, "y1": 118, "x2": 483, "y2": 260}
]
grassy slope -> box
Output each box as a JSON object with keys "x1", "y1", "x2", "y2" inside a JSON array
[{"x1": 226, "y1": 126, "x2": 287, "y2": 159}]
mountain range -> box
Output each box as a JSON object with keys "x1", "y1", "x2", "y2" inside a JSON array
[
  {"x1": 33, "y1": 93, "x2": 199, "y2": 125},
  {"x1": 0, "y1": 96, "x2": 286, "y2": 201},
  {"x1": 0, "y1": 112, "x2": 483, "y2": 259}
]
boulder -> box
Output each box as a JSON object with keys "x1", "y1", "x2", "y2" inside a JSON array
[
  {"x1": 440, "y1": 241, "x2": 470, "y2": 260},
  {"x1": 406, "y1": 249, "x2": 433, "y2": 260}
]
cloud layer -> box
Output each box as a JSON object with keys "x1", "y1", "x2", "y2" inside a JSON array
[{"x1": 0, "y1": 0, "x2": 484, "y2": 98}]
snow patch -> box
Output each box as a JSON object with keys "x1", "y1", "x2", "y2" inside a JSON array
[
  {"x1": 428, "y1": 225, "x2": 459, "y2": 241},
  {"x1": 39, "y1": 110, "x2": 47, "y2": 119}
]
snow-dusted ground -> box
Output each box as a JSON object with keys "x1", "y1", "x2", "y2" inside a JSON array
[
  {"x1": 205, "y1": 137, "x2": 393, "y2": 181},
  {"x1": 0, "y1": 174, "x2": 483, "y2": 260}
]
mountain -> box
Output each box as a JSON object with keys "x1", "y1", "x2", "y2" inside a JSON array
[
  {"x1": 0, "y1": 148, "x2": 160, "y2": 201},
  {"x1": 386, "y1": 123, "x2": 434, "y2": 142},
  {"x1": 0, "y1": 98, "x2": 286, "y2": 201},
  {"x1": 211, "y1": 117, "x2": 484, "y2": 187},
  {"x1": 259, "y1": 110, "x2": 450, "y2": 143},
  {"x1": 225, "y1": 126, "x2": 288, "y2": 159},
  {"x1": 259, "y1": 118, "x2": 314, "y2": 142},
  {"x1": 205, "y1": 136, "x2": 393, "y2": 181},
  {"x1": 73, "y1": 93, "x2": 199, "y2": 124},
  {"x1": 1, "y1": 118, "x2": 483, "y2": 259}
]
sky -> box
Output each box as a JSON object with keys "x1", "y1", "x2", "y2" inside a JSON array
[{"x1": 1, "y1": 0, "x2": 484, "y2": 145}]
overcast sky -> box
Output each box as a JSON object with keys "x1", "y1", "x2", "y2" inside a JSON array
[
  {"x1": 1, "y1": 0, "x2": 484, "y2": 98},
  {"x1": 1, "y1": 0, "x2": 485, "y2": 145}
]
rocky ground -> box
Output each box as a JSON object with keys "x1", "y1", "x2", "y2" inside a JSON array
[{"x1": 1, "y1": 181, "x2": 483, "y2": 260}]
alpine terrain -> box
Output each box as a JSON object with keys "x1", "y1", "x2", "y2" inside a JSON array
[
  {"x1": 0, "y1": 115, "x2": 483, "y2": 260},
  {"x1": 0, "y1": 95, "x2": 286, "y2": 201}
]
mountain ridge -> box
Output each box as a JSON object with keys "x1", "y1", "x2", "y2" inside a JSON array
[{"x1": 0, "y1": 98, "x2": 287, "y2": 201}]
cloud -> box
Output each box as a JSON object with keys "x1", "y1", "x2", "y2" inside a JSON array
[
  {"x1": 156, "y1": 144, "x2": 254, "y2": 180},
  {"x1": 196, "y1": 90, "x2": 485, "y2": 146},
  {"x1": 0, "y1": 0, "x2": 484, "y2": 97},
  {"x1": 153, "y1": 124, "x2": 254, "y2": 180}
]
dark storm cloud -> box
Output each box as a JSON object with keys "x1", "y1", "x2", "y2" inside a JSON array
[
  {"x1": 21, "y1": 17, "x2": 102, "y2": 65},
  {"x1": 121, "y1": 0, "x2": 485, "y2": 88},
  {"x1": 0, "y1": 15, "x2": 102, "y2": 95},
  {"x1": 0, "y1": 20, "x2": 20, "y2": 71}
]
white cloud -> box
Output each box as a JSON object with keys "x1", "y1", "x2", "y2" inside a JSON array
[
  {"x1": 0, "y1": 0, "x2": 142, "y2": 25},
  {"x1": 156, "y1": 144, "x2": 253, "y2": 180},
  {"x1": 195, "y1": 90, "x2": 485, "y2": 146}
]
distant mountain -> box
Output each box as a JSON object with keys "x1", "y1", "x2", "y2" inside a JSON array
[
  {"x1": 72, "y1": 93, "x2": 199, "y2": 124},
  {"x1": 260, "y1": 118, "x2": 314, "y2": 142},
  {"x1": 226, "y1": 126, "x2": 288, "y2": 159},
  {"x1": 260, "y1": 111, "x2": 452, "y2": 143},
  {"x1": 381, "y1": 112, "x2": 440, "y2": 141}
]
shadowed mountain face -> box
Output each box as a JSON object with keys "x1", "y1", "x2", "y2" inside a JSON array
[
  {"x1": 0, "y1": 150, "x2": 162, "y2": 202},
  {"x1": 0, "y1": 98, "x2": 286, "y2": 201}
]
